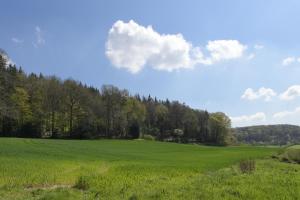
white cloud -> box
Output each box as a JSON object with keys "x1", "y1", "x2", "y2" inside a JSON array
[
  {"x1": 254, "y1": 44, "x2": 264, "y2": 50},
  {"x1": 241, "y1": 87, "x2": 277, "y2": 101},
  {"x1": 230, "y1": 112, "x2": 266, "y2": 127},
  {"x1": 205, "y1": 40, "x2": 247, "y2": 62},
  {"x1": 11, "y1": 37, "x2": 23, "y2": 44},
  {"x1": 273, "y1": 107, "x2": 300, "y2": 119},
  {"x1": 271, "y1": 107, "x2": 300, "y2": 125},
  {"x1": 272, "y1": 107, "x2": 300, "y2": 125},
  {"x1": 282, "y1": 57, "x2": 296, "y2": 66},
  {"x1": 247, "y1": 53, "x2": 255, "y2": 60},
  {"x1": 279, "y1": 85, "x2": 300, "y2": 101},
  {"x1": 33, "y1": 26, "x2": 45, "y2": 48},
  {"x1": 241, "y1": 88, "x2": 257, "y2": 100},
  {"x1": 105, "y1": 20, "x2": 247, "y2": 73}
]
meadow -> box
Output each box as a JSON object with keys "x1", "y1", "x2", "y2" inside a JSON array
[{"x1": 0, "y1": 138, "x2": 299, "y2": 199}]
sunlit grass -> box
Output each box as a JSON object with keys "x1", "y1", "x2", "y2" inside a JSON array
[{"x1": 0, "y1": 138, "x2": 283, "y2": 199}]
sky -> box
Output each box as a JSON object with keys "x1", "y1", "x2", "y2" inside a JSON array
[{"x1": 1, "y1": 0, "x2": 300, "y2": 127}]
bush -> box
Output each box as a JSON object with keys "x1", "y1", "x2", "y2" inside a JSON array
[
  {"x1": 142, "y1": 127, "x2": 160, "y2": 137},
  {"x1": 239, "y1": 159, "x2": 255, "y2": 173},
  {"x1": 173, "y1": 129, "x2": 184, "y2": 137},
  {"x1": 140, "y1": 134, "x2": 155, "y2": 141},
  {"x1": 74, "y1": 176, "x2": 90, "y2": 190},
  {"x1": 279, "y1": 149, "x2": 300, "y2": 163}
]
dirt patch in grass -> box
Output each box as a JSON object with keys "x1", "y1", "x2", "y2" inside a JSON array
[{"x1": 25, "y1": 184, "x2": 72, "y2": 191}]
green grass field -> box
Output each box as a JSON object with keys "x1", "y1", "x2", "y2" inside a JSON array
[{"x1": 0, "y1": 138, "x2": 299, "y2": 199}]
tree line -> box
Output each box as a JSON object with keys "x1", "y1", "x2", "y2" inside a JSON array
[
  {"x1": 234, "y1": 124, "x2": 300, "y2": 145},
  {"x1": 0, "y1": 53, "x2": 234, "y2": 145}
]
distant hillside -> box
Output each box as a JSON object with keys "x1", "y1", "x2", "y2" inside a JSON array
[{"x1": 233, "y1": 124, "x2": 300, "y2": 145}]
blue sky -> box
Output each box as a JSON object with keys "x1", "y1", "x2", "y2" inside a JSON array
[{"x1": 1, "y1": 0, "x2": 300, "y2": 127}]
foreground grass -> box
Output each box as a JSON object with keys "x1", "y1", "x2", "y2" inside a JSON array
[{"x1": 0, "y1": 138, "x2": 289, "y2": 199}]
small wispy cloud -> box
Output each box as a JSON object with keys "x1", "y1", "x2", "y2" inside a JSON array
[
  {"x1": 11, "y1": 37, "x2": 23, "y2": 45},
  {"x1": 247, "y1": 53, "x2": 255, "y2": 60},
  {"x1": 33, "y1": 26, "x2": 45, "y2": 48},
  {"x1": 230, "y1": 112, "x2": 266, "y2": 127},
  {"x1": 279, "y1": 85, "x2": 300, "y2": 101},
  {"x1": 282, "y1": 56, "x2": 296, "y2": 66},
  {"x1": 254, "y1": 44, "x2": 264, "y2": 50},
  {"x1": 241, "y1": 85, "x2": 300, "y2": 102},
  {"x1": 281, "y1": 56, "x2": 300, "y2": 66},
  {"x1": 241, "y1": 87, "x2": 277, "y2": 102},
  {"x1": 273, "y1": 107, "x2": 300, "y2": 119}
]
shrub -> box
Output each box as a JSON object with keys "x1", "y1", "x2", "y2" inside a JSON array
[
  {"x1": 173, "y1": 129, "x2": 184, "y2": 137},
  {"x1": 239, "y1": 159, "x2": 255, "y2": 173},
  {"x1": 74, "y1": 176, "x2": 90, "y2": 190},
  {"x1": 143, "y1": 127, "x2": 160, "y2": 136},
  {"x1": 280, "y1": 149, "x2": 300, "y2": 163},
  {"x1": 140, "y1": 134, "x2": 155, "y2": 141}
]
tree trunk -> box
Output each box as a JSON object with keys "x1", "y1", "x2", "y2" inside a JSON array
[
  {"x1": 69, "y1": 104, "x2": 73, "y2": 136},
  {"x1": 51, "y1": 111, "x2": 55, "y2": 137}
]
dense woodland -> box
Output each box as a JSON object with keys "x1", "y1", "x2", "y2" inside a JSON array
[
  {"x1": 0, "y1": 51, "x2": 233, "y2": 145},
  {"x1": 233, "y1": 124, "x2": 300, "y2": 145}
]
